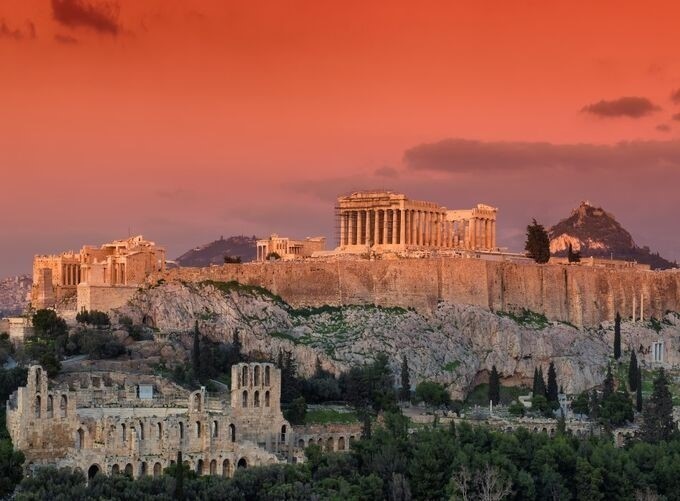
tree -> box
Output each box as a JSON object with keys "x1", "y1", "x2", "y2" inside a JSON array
[
  {"x1": 532, "y1": 366, "x2": 546, "y2": 398},
  {"x1": 399, "y1": 355, "x2": 411, "y2": 402},
  {"x1": 641, "y1": 368, "x2": 674, "y2": 443},
  {"x1": 571, "y1": 391, "x2": 590, "y2": 416},
  {"x1": 636, "y1": 370, "x2": 643, "y2": 413},
  {"x1": 223, "y1": 255, "x2": 242, "y2": 264},
  {"x1": 175, "y1": 450, "x2": 184, "y2": 500},
  {"x1": 192, "y1": 321, "x2": 201, "y2": 381},
  {"x1": 602, "y1": 365, "x2": 614, "y2": 399},
  {"x1": 285, "y1": 396, "x2": 307, "y2": 425},
  {"x1": 628, "y1": 351, "x2": 638, "y2": 391},
  {"x1": 488, "y1": 365, "x2": 500, "y2": 406},
  {"x1": 614, "y1": 312, "x2": 621, "y2": 360},
  {"x1": 0, "y1": 439, "x2": 24, "y2": 497},
  {"x1": 525, "y1": 219, "x2": 551, "y2": 264},
  {"x1": 567, "y1": 243, "x2": 581, "y2": 263},
  {"x1": 599, "y1": 390, "x2": 634, "y2": 427},
  {"x1": 546, "y1": 362, "x2": 559, "y2": 403},
  {"x1": 414, "y1": 381, "x2": 450, "y2": 407}
]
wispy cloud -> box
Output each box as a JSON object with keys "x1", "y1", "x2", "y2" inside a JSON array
[
  {"x1": 0, "y1": 19, "x2": 36, "y2": 41},
  {"x1": 51, "y1": 0, "x2": 121, "y2": 35},
  {"x1": 581, "y1": 96, "x2": 660, "y2": 118}
]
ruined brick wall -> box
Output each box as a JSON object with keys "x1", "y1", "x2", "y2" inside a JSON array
[{"x1": 149, "y1": 259, "x2": 680, "y2": 328}]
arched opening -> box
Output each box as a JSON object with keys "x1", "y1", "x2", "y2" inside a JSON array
[
  {"x1": 254, "y1": 391, "x2": 260, "y2": 407},
  {"x1": 212, "y1": 421, "x2": 218, "y2": 438},
  {"x1": 46, "y1": 395, "x2": 53, "y2": 418},
  {"x1": 153, "y1": 462, "x2": 162, "y2": 477},
  {"x1": 265, "y1": 391, "x2": 270, "y2": 407},
  {"x1": 87, "y1": 464, "x2": 100, "y2": 479},
  {"x1": 349, "y1": 435, "x2": 356, "y2": 445},
  {"x1": 34, "y1": 395, "x2": 41, "y2": 418},
  {"x1": 193, "y1": 393, "x2": 202, "y2": 412},
  {"x1": 326, "y1": 437, "x2": 334, "y2": 451},
  {"x1": 229, "y1": 424, "x2": 236, "y2": 442},
  {"x1": 265, "y1": 366, "x2": 271, "y2": 385},
  {"x1": 317, "y1": 438, "x2": 323, "y2": 446},
  {"x1": 111, "y1": 464, "x2": 120, "y2": 475},
  {"x1": 196, "y1": 459, "x2": 204, "y2": 475},
  {"x1": 237, "y1": 458, "x2": 247, "y2": 469},
  {"x1": 76, "y1": 428, "x2": 84, "y2": 449},
  {"x1": 242, "y1": 390, "x2": 248, "y2": 408},
  {"x1": 179, "y1": 422, "x2": 184, "y2": 440},
  {"x1": 222, "y1": 459, "x2": 230, "y2": 477},
  {"x1": 121, "y1": 423, "x2": 127, "y2": 442},
  {"x1": 196, "y1": 421, "x2": 202, "y2": 438},
  {"x1": 139, "y1": 422, "x2": 145, "y2": 440},
  {"x1": 254, "y1": 366, "x2": 260, "y2": 386},
  {"x1": 242, "y1": 366, "x2": 249, "y2": 386},
  {"x1": 308, "y1": 439, "x2": 314, "y2": 447},
  {"x1": 210, "y1": 459, "x2": 217, "y2": 475},
  {"x1": 298, "y1": 438, "x2": 305, "y2": 448},
  {"x1": 157, "y1": 422, "x2": 162, "y2": 440},
  {"x1": 140, "y1": 462, "x2": 148, "y2": 476},
  {"x1": 60, "y1": 395, "x2": 68, "y2": 417},
  {"x1": 280, "y1": 425, "x2": 287, "y2": 443},
  {"x1": 124, "y1": 463, "x2": 133, "y2": 477},
  {"x1": 338, "y1": 437, "x2": 346, "y2": 450},
  {"x1": 35, "y1": 367, "x2": 41, "y2": 387}
]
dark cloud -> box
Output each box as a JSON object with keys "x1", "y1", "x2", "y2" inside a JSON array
[
  {"x1": 0, "y1": 19, "x2": 36, "y2": 40},
  {"x1": 656, "y1": 124, "x2": 671, "y2": 133},
  {"x1": 672, "y1": 113, "x2": 680, "y2": 122},
  {"x1": 403, "y1": 138, "x2": 680, "y2": 174},
  {"x1": 51, "y1": 0, "x2": 120, "y2": 35},
  {"x1": 581, "y1": 96, "x2": 660, "y2": 118},
  {"x1": 374, "y1": 166, "x2": 399, "y2": 178},
  {"x1": 672, "y1": 89, "x2": 680, "y2": 104},
  {"x1": 54, "y1": 34, "x2": 79, "y2": 44}
]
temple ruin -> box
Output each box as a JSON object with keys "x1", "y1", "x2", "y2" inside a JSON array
[{"x1": 255, "y1": 234, "x2": 326, "y2": 262}]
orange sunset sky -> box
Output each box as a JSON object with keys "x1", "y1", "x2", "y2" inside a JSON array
[{"x1": 2, "y1": 0, "x2": 680, "y2": 275}]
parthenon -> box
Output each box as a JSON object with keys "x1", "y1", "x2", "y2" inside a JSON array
[{"x1": 336, "y1": 191, "x2": 497, "y2": 251}]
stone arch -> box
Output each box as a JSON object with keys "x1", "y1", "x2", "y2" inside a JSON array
[
  {"x1": 210, "y1": 459, "x2": 217, "y2": 475},
  {"x1": 196, "y1": 421, "x2": 202, "y2": 438},
  {"x1": 317, "y1": 437, "x2": 323, "y2": 446},
  {"x1": 308, "y1": 438, "x2": 314, "y2": 447},
  {"x1": 76, "y1": 428, "x2": 84, "y2": 449},
  {"x1": 212, "y1": 420, "x2": 218, "y2": 438},
  {"x1": 141, "y1": 314, "x2": 155, "y2": 328},
  {"x1": 179, "y1": 421, "x2": 184, "y2": 440},
  {"x1": 265, "y1": 366, "x2": 271, "y2": 386},
  {"x1": 242, "y1": 366, "x2": 249, "y2": 387},
  {"x1": 349, "y1": 435, "x2": 356, "y2": 446},
  {"x1": 229, "y1": 423, "x2": 236, "y2": 442},
  {"x1": 265, "y1": 391, "x2": 270, "y2": 407},
  {"x1": 111, "y1": 464, "x2": 120, "y2": 475},
  {"x1": 280, "y1": 425, "x2": 287, "y2": 443},
  {"x1": 34, "y1": 395, "x2": 41, "y2": 418},
  {"x1": 196, "y1": 459, "x2": 204, "y2": 475},
  {"x1": 326, "y1": 437, "x2": 334, "y2": 451},
  {"x1": 153, "y1": 462, "x2": 162, "y2": 477},
  {"x1": 242, "y1": 390, "x2": 248, "y2": 407},
  {"x1": 46, "y1": 395, "x2": 53, "y2": 418},
  {"x1": 254, "y1": 365, "x2": 261, "y2": 386},
  {"x1": 140, "y1": 462, "x2": 148, "y2": 476},
  {"x1": 298, "y1": 438, "x2": 305, "y2": 448},
  {"x1": 124, "y1": 463, "x2": 133, "y2": 477},
  {"x1": 87, "y1": 464, "x2": 101, "y2": 479},
  {"x1": 60, "y1": 395, "x2": 68, "y2": 417},
  {"x1": 237, "y1": 457, "x2": 247, "y2": 469},
  {"x1": 337, "y1": 436, "x2": 346, "y2": 450},
  {"x1": 254, "y1": 391, "x2": 260, "y2": 407},
  {"x1": 193, "y1": 393, "x2": 202, "y2": 412},
  {"x1": 541, "y1": 427, "x2": 547, "y2": 434},
  {"x1": 222, "y1": 459, "x2": 231, "y2": 477},
  {"x1": 35, "y1": 367, "x2": 42, "y2": 387}
]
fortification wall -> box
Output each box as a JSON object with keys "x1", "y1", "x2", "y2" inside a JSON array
[{"x1": 149, "y1": 259, "x2": 680, "y2": 328}]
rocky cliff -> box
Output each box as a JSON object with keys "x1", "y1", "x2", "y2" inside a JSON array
[
  {"x1": 549, "y1": 202, "x2": 677, "y2": 270},
  {"x1": 176, "y1": 236, "x2": 257, "y2": 266},
  {"x1": 0, "y1": 275, "x2": 31, "y2": 317},
  {"x1": 118, "y1": 280, "x2": 680, "y2": 399}
]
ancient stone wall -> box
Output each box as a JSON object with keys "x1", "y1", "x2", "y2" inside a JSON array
[
  {"x1": 77, "y1": 284, "x2": 138, "y2": 313},
  {"x1": 149, "y1": 259, "x2": 680, "y2": 328}
]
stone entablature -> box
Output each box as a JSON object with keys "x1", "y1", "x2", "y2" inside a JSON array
[
  {"x1": 255, "y1": 234, "x2": 326, "y2": 262},
  {"x1": 32, "y1": 235, "x2": 166, "y2": 310},
  {"x1": 336, "y1": 191, "x2": 497, "y2": 252}
]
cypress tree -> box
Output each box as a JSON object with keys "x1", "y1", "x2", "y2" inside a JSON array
[
  {"x1": 532, "y1": 368, "x2": 540, "y2": 396},
  {"x1": 175, "y1": 450, "x2": 184, "y2": 500},
  {"x1": 525, "y1": 219, "x2": 551, "y2": 264},
  {"x1": 399, "y1": 355, "x2": 411, "y2": 401},
  {"x1": 547, "y1": 362, "x2": 559, "y2": 403},
  {"x1": 192, "y1": 321, "x2": 201, "y2": 381},
  {"x1": 589, "y1": 390, "x2": 600, "y2": 420},
  {"x1": 614, "y1": 312, "x2": 621, "y2": 360},
  {"x1": 603, "y1": 365, "x2": 615, "y2": 399},
  {"x1": 636, "y1": 370, "x2": 643, "y2": 413},
  {"x1": 628, "y1": 351, "x2": 639, "y2": 391},
  {"x1": 641, "y1": 368, "x2": 674, "y2": 442},
  {"x1": 488, "y1": 365, "x2": 500, "y2": 405},
  {"x1": 536, "y1": 367, "x2": 547, "y2": 397}
]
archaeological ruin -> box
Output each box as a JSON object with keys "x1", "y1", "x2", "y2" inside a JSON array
[
  {"x1": 6, "y1": 364, "x2": 359, "y2": 478},
  {"x1": 336, "y1": 191, "x2": 498, "y2": 252},
  {"x1": 255, "y1": 234, "x2": 326, "y2": 262}
]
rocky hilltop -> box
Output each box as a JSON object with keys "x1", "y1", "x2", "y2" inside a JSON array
[
  {"x1": 0, "y1": 275, "x2": 31, "y2": 317},
  {"x1": 118, "y1": 280, "x2": 680, "y2": 399},
  {"x1": 549, "y1": 201, "x2": 676, "y2": 270},
  {"x1": 175, "y1": 235, "x2": 257, "y2": 266}
]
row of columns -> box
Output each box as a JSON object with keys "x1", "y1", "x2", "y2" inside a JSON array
[
  {"x1": 62, "y1": 264, "x2": 81, "y2": 286},
  {"x1": 109, "y1": 263, "x2": 126, "y2": 285},
  {"x1": 339, "y1": 209, "x2": 496, "y2": 250}
]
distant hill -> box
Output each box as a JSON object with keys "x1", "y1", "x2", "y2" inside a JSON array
[
  {"x1": 549, "y1": 202, "x2": 677, "y2": 270},
  {"x1": 175, "y1": 236, "x2": 257, "y2": 267},
  {"x1": 0, "y1": 275, "x2": 31, "y2": 317}
]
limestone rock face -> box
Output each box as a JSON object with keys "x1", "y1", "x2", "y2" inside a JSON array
[{"x1": 119, "y1": 281, "x2": 680, "y2": 400}]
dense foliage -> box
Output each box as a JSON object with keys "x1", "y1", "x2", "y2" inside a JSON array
[{"x1": 524, "y1": 219, "x2": 550, "y2": 264}]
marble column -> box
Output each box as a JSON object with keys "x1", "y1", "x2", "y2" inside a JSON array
[
  {"x1": 383, "y1": 210, "x2": 389, "y2": 245},
  {"x1": 365, "y1": 211, "x2": 371, "y2": 245},
  {"x1": 425, "y1": 212, "x2": 431, "y2": 246},
  {"x1": 400, "y1": 209, "x2": 406, "y2": 245},
  {"x1": 436, "y1": 214, "x2": 442, "y2": 247},
  {"x1": 486, "y1": 219, "x2": 492, "y2": 249},
  {"x1": 340, "y1": 212, "x2": 346, "y2": 246},
  {"x1": 392, "y1": 209, "x2": 398, "y2": 244},
  {"x1": 348, "y1": 211, "x2": 355, "y2": 245},
  {"x1": 373, "y1": 209, "x2": 380, "y2": 245},
  {"x1": 410, "y1": 210, "x2": 416, "y2": 245},
  {"x1": 356, "y1": 211, "x2": 363, "y2": 245},
  {"x1": 491, "y1": 220, "x2": 496, "y2": 249}
]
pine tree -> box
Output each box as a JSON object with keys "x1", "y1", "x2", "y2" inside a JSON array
[
  {"x1": 614, "y1": 312, "x2": 621, "y2": 360},
  {"x1": 636, "y1": 370, "x2": 643, "y2": 413},
  {"x1": 641, "y1": 368, "x2": 674, "y2": 442},
  {"x1": 547, "y1": 362, "x2": 559, "y2": 403},
  {"x1": 192, "y1": 321, "x2": 201, "y2": 381},
  {"x1": 525, "y1": 219, "x2": 551, "y2": 264},
  {"x1": 628, "y1": 351, "x2": 638, "y2": 391},
  {"x1": 399, "y1": 355, "x2": 411, "y2": 402},
  {"x1": 488, "y1": 365, "x2": 500, "y2": 405},
  {"x1": 603, "y1": 365, "x2": 614, "y2": 399}
]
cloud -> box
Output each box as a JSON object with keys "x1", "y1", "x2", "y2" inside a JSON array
[
  {"x1": 51, "y1": 0, "x2": 120, "y2": 35},
  {"x1": 656, "y1": 124, "x2": 671, "y2": 133},
  {"x1": 672, "y1": 113, "x2": 680, "y2": 122},
  {"x1": 54, "y1": 34, "x2": 79, "y2": 44},
  {"x1": 672, "y1": 89, "x2": 680, "y2": 105},
  {"x1": 0, "y1": 19, "x2": 36, "y2": 40},
  {"x1": 403, "y1": 138, "x2": 680, "y2": 174},
  {"x1": 374, "y1": 166, "x2": 399, "y2": 178},
  {"x1": 581, "y1": 96, "x2": 660, "y2": 118}
]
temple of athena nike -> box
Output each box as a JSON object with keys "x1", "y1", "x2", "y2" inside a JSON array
[{"x1": 336, "y1": 191, "x2": 497, "y2": 252}]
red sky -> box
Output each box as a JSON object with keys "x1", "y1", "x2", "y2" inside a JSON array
[{"x1": 2, "y1": 0, "x2": 680, "y2": 275}]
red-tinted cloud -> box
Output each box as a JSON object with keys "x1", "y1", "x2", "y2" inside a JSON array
[
  {"x1": 581, "y1": 97, "x2": 660, "y2": 118},
  {"x1": 54, "y1": 34, "x2": 79, "y2": 44},
  {"x1": 656, "y1": 124, "x2": 671, "y2": 133},
  {"x1": 672, "y1": 89, "x2": 680, "y2": 104},
  {"x1": 51, "y1": 0, "x2": 120, "y2": 35},
  {"x1": 672, "y1": 113, "x2": 680, "y2": 122},
  {"x1": 0, "y1": 19, "x2": 36, "y2": 41}
]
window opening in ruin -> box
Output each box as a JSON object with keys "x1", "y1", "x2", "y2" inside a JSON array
[
  {"x1": 326, "y1": 437, "x2": 334, "y2": 451},
  {"x1": 193, "y1": 393, "x2": 201, "y2": 412},
  {"x1": 34, "y1": 395, "x2": 41, "y2": 418},
  {"x1": 60, "y1": 395, "x2": 67, "y2": 417},
  {"x1": 237, "y1": 458, "x2": 247, "y2": 469},
  {"x1": 87, "y1": 464, "x2": 100, "y2": 479},
  {"x1": 212, "y1": 421, "x2": 218, "y2": 438},
  {"x1": 76, "y1": 428, "x2": 84, "y2": 449},
  {"x1": 141, "y1": 462, "x2": 148, "y2": 476},
  {"x1": 254, "y1": 391, "x2": 260, "y2": 407},
  {"x1": 280, "y1": 425, "x2": 287, "y2": 443},
  {"x1": 35, "y1": 368, "x2": 41, "y2": 387},
  {"x1": 338, "y1": 437, "x2": 346, "y2": 450},
  {"x1": 196, "y1": 421, "x2": 201, "y2": 438},
  {"x1": 157, "y1": 422, "x2": 162, "y2": 439},
  {"x1": 111, "y1": 464, "x2": 120, "y2": 475},
  {"x1": 242, "y1": 390, "x2": 248, "y2": 407},
  {"x1": 121, "y1": 423, "x2": 126, "y2": 442},
  {"x1": 298, "y1": 439, "x2": 305, "y2": 448},
  {"x1": 124, "y1": 463, "x2": 133, "y2": 477},
  {"x1": 242, "y1": 366, "x2": 249, "y2": 386},
  {"x1": 139, "y1": 422, "x2": 145, "y2": 440},
  {"x1": 254, "y1": 366, "x2": 260, "y2": 386},
  {"x1": 196, "y1": 459, "x2": 204, "y2": 475},
  {"x1": 265, "y1": 391, "x2": 270, "y2": 407},
  {"x1": 210, "y1": 460, "x2": 217, "y2": 475},
  {"x1": 229, "y1": 424, "x2": 236, "y2": 442},
  {"x1": 179, "y1": 422, "x2": 184, "y2": 440},
  {"x1": 222, "y1": 459, "x2": 230, "y2": 477},
  {"x1": 46, "y1": 395, "x2": 53, "y2": 418},
  {"x1": 153, "y1": 462, "x2": 162, "y2": 477},
  {"x1": 265, "y1": 366, "x2": 271, "y2": 385}
]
